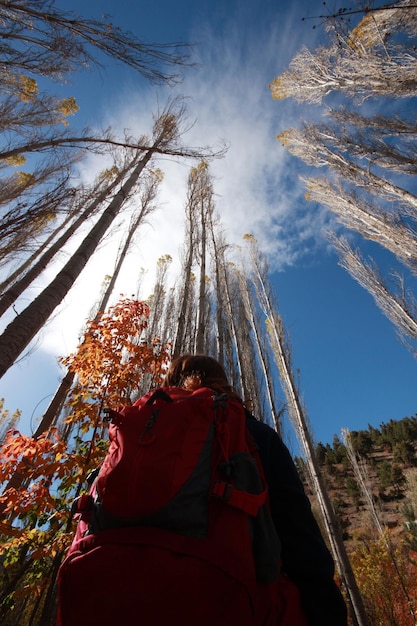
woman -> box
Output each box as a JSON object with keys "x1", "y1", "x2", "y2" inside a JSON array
[{"x1": 163, "y1": 354, "x2": 348, "y2": 626}]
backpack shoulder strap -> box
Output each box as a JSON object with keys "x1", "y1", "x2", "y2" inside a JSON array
[{"x1": 210, "y1": 397, "x2": 269, "y2": 518}]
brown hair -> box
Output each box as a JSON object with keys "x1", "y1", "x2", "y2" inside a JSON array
[{"x1": 163, "y1": 354, "x2": 242, "y2": 403}]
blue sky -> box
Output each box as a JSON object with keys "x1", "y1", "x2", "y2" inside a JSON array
[{"x1": 0, "y1": 0, "x2": 416, "y2": 452}]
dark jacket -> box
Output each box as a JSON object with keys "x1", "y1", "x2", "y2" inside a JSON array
[{"x1": 246, "y1": 415, "x2": 348, "y2": 626}]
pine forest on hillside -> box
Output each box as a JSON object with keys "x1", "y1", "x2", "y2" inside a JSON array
[{"x1": 1, "y1": 2, "x2": 417, "y2": 626}]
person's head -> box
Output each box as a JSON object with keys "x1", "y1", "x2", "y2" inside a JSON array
[{"x1": 163, "y1": 354, "x2": 242, "y2": 402}]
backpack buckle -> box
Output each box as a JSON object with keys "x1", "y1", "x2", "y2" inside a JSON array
[{"x1": 212, "y1": 480, "x2": 233, "y2": 501}]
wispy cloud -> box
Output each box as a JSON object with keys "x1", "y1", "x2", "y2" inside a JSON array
[{"x1": 103, "y1": 7, "x2": 327, "y2": 275}]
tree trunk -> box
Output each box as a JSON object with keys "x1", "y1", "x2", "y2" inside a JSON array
[
  {"x1": 195, "y1": 194, "x2": 207, "y2": 353},
  {"x1": 219, "y1": 261, "x2": 245, "y2": 397},
  {"x1": 146, "y1": 254, "x2": 172, "y2": 341},
  {"x1": 0, "y1": 211, "x2": 72, "y2": 295},
  {"x1": 172, "y1": 176, "x2": 196, "y2": 357},
  {"x1": 237, "y1": 267, "x2": 281, "y2": 430},
  {"x1": 258, "y1": 278, "x2": 370, "y2": 626},
  {"x1": 0, "y1": 148, "x2": 154, "y2": 379},
  {"x1": 0, "y1": 163, "x2": 134, "y2": 318}
]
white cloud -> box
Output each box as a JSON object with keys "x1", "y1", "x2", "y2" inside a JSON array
[{"x1": 96, "y1": 15, "x2": 321, "y2": 274}]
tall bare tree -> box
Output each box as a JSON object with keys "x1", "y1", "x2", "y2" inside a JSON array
[
  {"x1": 0, "y1": 103, "x2": 206, "y2": 378},
  {"x1": 145, "y1": 254, "x2": 173, "y2": 342},
  {"x1": 0, "y1": 181, "x2": 77, "y2": 282},
  {"x1": 172, "y1": 165, "x2": 201, "y2": 356},
  {"x1": 0, "y1": 162, "x2": 136, "y2": 316},
  {"x1": 235, "y1": 256, "x2": 282, "y2": 429},
  {"x1": 0, "y1": 157, "x2": 78, "y2": 260},
  {"x1": 271, "y1": 1, "x2": 417, "y2": 358},
  {"x1": 32, "y1": 169, "x2": 164, "y2": 438},
  {"x1": 243, "y1": 234, "x2": 369, "y2": 626}
]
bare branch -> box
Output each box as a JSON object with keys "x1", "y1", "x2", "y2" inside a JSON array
[
  {"x1": 331, "y1": 234, "x2": 417, "y2": 348},
  {"x1": 0, "y1": 0, "x2": 193, "y2": 85}
]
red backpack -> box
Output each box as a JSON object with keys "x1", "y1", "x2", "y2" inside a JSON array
[{"x1": 57, "y1": 387, "x2": 307, "y2": 626}]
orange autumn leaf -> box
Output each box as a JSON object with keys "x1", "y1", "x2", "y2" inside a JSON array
[{"x1": 0, "y1": 298, "x2": 171, "y2": 615}]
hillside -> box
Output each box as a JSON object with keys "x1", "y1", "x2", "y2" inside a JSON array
[{"x1": 296, "y1": 415, "x2": 417, "y2": 553}]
